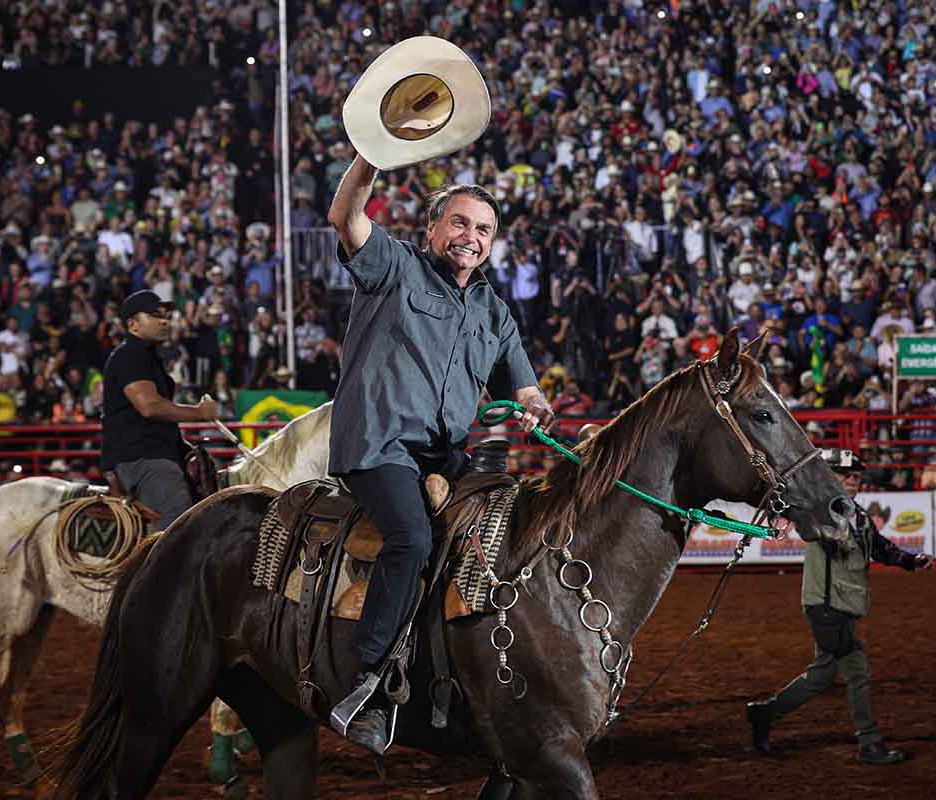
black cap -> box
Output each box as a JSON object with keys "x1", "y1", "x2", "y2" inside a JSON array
[
  {"x1": 120, "y1": 290, "x2": 172, "y2": 321},
  {"x1": 821, "y1": 448, "x2": 865, "y2": 473}
]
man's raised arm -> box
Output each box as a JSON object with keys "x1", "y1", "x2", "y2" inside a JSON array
[{"x1": 327, "y1": 154, "x2": 377, "y2": 258}]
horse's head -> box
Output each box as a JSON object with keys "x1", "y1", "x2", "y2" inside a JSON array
[{"x1": 690, "y1": 329, "x2": 852, "y2": 542}]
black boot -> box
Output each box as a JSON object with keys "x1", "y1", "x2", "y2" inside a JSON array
[
  {"x1": 746, "y1": 700, "x2": 774, "y2": 754},
  {"x1": 335, "y1": 673, "x2": 389, "y2": 755},
  {"x1": 347, "y1": 706, "x2": 389, "y2": 755},
  {"x1": 857, "y1": 742, "x2": 908, "y2": 765}
]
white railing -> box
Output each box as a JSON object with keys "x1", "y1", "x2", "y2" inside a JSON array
[{"x1": 291, "y1": 227, "x2": 352, "y2": 288}]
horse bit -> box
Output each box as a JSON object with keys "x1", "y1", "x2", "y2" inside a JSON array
[{"x1": 473, "y1": 358, "x2": 821, "y2": 727}]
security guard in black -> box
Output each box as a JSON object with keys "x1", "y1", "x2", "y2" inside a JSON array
[
  {"x1": 102, "y1": 332, "x2": 183, "y2": 469},
  {"x1": 102, "y1": 290, "x2": 217, "y2": 530}
]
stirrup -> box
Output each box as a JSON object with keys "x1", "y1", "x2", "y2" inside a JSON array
[
  {"x1": 384, "y1": 704, "x2": 400, "y2": 753},
  {"x1": 329, "y1": 672, "x2": 401, "y2": 754},
  {"x1": 330, "y1": 672, "x2": 381, "y2": 736}
]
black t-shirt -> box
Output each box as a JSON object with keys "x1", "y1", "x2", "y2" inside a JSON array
[{"x1": 101, "y1": 334, "x2": 183, "y2": 469}]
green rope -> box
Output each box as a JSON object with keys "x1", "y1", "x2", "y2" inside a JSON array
[{"x1": 478, "y1": 400, "x2": 778, "y2": 540}]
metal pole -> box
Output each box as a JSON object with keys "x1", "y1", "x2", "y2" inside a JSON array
[
  {"x1": 278, "y1": 0, "x2": 296, "y2": 387},
  {"x1": 892, "y1": 343, "x2": 898, "y2": 416},
  {"x1": 273, "y1": 79, "x2": 284, "y2": 323}
]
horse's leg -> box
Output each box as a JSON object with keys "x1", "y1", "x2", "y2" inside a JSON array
[
  {"x1": 114, "y1": 624, "x2": 220, "y2": 797},
  {"x1": 506, "y1": 738, "x2": 598, "y2": 800},
  {"x1": 113, "y1": 686, "x2": 219, "y2": 799},
  {"x1": 0, "y1": 606, "x2": 55, "y2": 788},
  {"x1": 218, "y1": 666, "x2": 320, "y2": 800}
]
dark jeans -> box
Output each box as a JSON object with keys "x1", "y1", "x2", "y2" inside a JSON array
[
  {"x1": 115, "y1": 458, "x2": 193, "y2": 531},
  {"x1": 343, "y1": 463, "x2": 433, "y2": 668}
]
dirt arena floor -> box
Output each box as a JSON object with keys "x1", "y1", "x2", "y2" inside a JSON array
[{"x1": 3, "y1": 569, "x2": 934, "y2": 799}]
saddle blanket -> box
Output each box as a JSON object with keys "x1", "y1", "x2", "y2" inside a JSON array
[
  {"x1": 250, "y1": 481, "x2": 519, "y2": 620},
  {"x1": 61, "y1": 484, "x2": 119, "y2": 558}
]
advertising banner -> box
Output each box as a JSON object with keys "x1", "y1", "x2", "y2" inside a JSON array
[{"x1": 679, "y1": 492, "x2": 934, "y2": 565}]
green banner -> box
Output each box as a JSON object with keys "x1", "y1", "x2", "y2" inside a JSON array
[
  {"x1": 234, "y1": 389, "x2": 328, "y2": 447},
  {"x1": 896, "y1": 336, "x2": 936, "y2": 378}
]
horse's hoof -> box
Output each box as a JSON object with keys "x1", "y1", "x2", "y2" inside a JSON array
[{"x1": 219, "y1": 776, "x2": 249, "y2": 800}]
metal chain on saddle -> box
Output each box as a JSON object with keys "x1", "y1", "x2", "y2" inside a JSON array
[
  {"x1": 482, "y1": 524, "x2": 632, "y2": 722},
  {"x1": 490, "y1": 578, "x2": 526, "y2": 699},
  {"x1": 547, "y1": 527, "x2": 632, "y2": 722}
]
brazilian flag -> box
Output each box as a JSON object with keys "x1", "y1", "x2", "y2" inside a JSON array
[{"x1": 234, "y1": 390, "x2": 328, "y2": 447}]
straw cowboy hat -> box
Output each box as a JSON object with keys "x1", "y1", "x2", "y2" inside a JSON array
[{"x1": 342, "y1": 36, "x2": 491, "y2": 171}]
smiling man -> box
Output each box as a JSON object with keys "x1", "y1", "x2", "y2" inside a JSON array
[{"x1": 326, "y1": 154, "x2": 554, "y2": 753}]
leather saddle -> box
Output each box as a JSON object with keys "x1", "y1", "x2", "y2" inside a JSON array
[
  {"x1": 257, "y1": 440, "x2": 515, "y2": 720},
  {"x1": 272, "y1": 439, "x2": 516, "y2": 621},
  {"x1": 97, "y1": 443, "x2": 218, "y2": 525},
  {"x1": 98, "y1": 471, "x2": 161, "y2": 524}
]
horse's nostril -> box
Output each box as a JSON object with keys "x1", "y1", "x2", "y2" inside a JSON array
[{"x1": 829, "y1": 495, "x2": 854, "y2": 519}]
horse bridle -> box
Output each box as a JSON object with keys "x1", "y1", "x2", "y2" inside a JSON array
[{"x1": 697, "y1": 358, "x2": 821, "y2": 525}]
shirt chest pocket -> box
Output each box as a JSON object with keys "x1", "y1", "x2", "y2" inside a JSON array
[{"x1": 407, "y1": 290, "x2": 455, "y2": 321}]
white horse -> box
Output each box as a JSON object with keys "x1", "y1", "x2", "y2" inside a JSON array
[{"x1": 0, "y1": 401, "x2": 333, "y2": 790}]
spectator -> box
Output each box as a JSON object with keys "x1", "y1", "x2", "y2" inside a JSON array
[
  {"x1": 728, "y1": 263, "x2": 761, "y2": 316},
  {"x1": 202, "y1": 265, "x2": 240, "y2": 324},
  {"x1": 0, "y1": 315, "x2": 29, "y2": 376},
  {"x1": 26, "y1": 235, "x2": 56, "y2": 290},
  {"x1": 799, "y1": 296, "x2": 843, "y2": 353},
  {"x1": 686, "y1": 314, "x2": 722, "y2": 360},
  {"x1": 97, "y1": 216, "x2": 133, "y2": 269},
  {"x1": 870, "y1": 300, "x2": 915, "y2": 343},
  {"x1": 624, "y1": 205, "x2": 659, "y2": 273},
  {"x1": 636, "y1": 336, "x2": 668, "y2": 391},
  {"x1": 640, "y1": 298, "x2": 678, "y2": 341}
]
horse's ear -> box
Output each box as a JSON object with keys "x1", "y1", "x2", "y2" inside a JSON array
[
  {"x1": 742, "y1": 330, "x2": 768, "y2": 362},
  {"x1": 717, "y1": 327, "x2": 741, "y2": 374}
]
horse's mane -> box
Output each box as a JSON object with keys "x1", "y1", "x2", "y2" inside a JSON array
[
  {"x1": 225, "y1": 405, "x2": 323, "y2": 485},
  {"x1": 522, "y1": 356, "x2": 761, "y2": 547}
]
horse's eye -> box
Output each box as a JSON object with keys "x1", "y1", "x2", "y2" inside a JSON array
[{"x1": 753, "y1": 409, "x2": 773, "y2": 424}]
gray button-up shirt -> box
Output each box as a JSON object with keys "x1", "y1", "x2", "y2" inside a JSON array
[{"x1": 329, "y1": 223, "x2": 538, "y2": 475}]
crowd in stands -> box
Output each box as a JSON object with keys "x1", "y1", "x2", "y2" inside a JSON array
[{"x1": 2, "y1": 0, "x2": 936, "y2": 487}]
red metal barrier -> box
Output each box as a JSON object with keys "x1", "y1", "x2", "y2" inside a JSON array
[{"x1": 1, "y1": 412, "x2": 934, "y2": 482}]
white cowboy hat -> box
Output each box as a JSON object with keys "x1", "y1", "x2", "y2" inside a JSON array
[
  {"x1": 663, "y1": 129, "x2": 683, "y2": 154},
  {"x1": 342, "y1": 36, "x2": 491, "y2": 171}
]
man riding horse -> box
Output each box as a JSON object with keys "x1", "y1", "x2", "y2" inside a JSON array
[{"x1": 326, "y1": 154, "x2": 555, "y2": 753}]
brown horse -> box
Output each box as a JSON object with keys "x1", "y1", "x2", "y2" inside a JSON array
[{"x1": 52, "y1": 333, "x2": 853, "y2": 799}]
